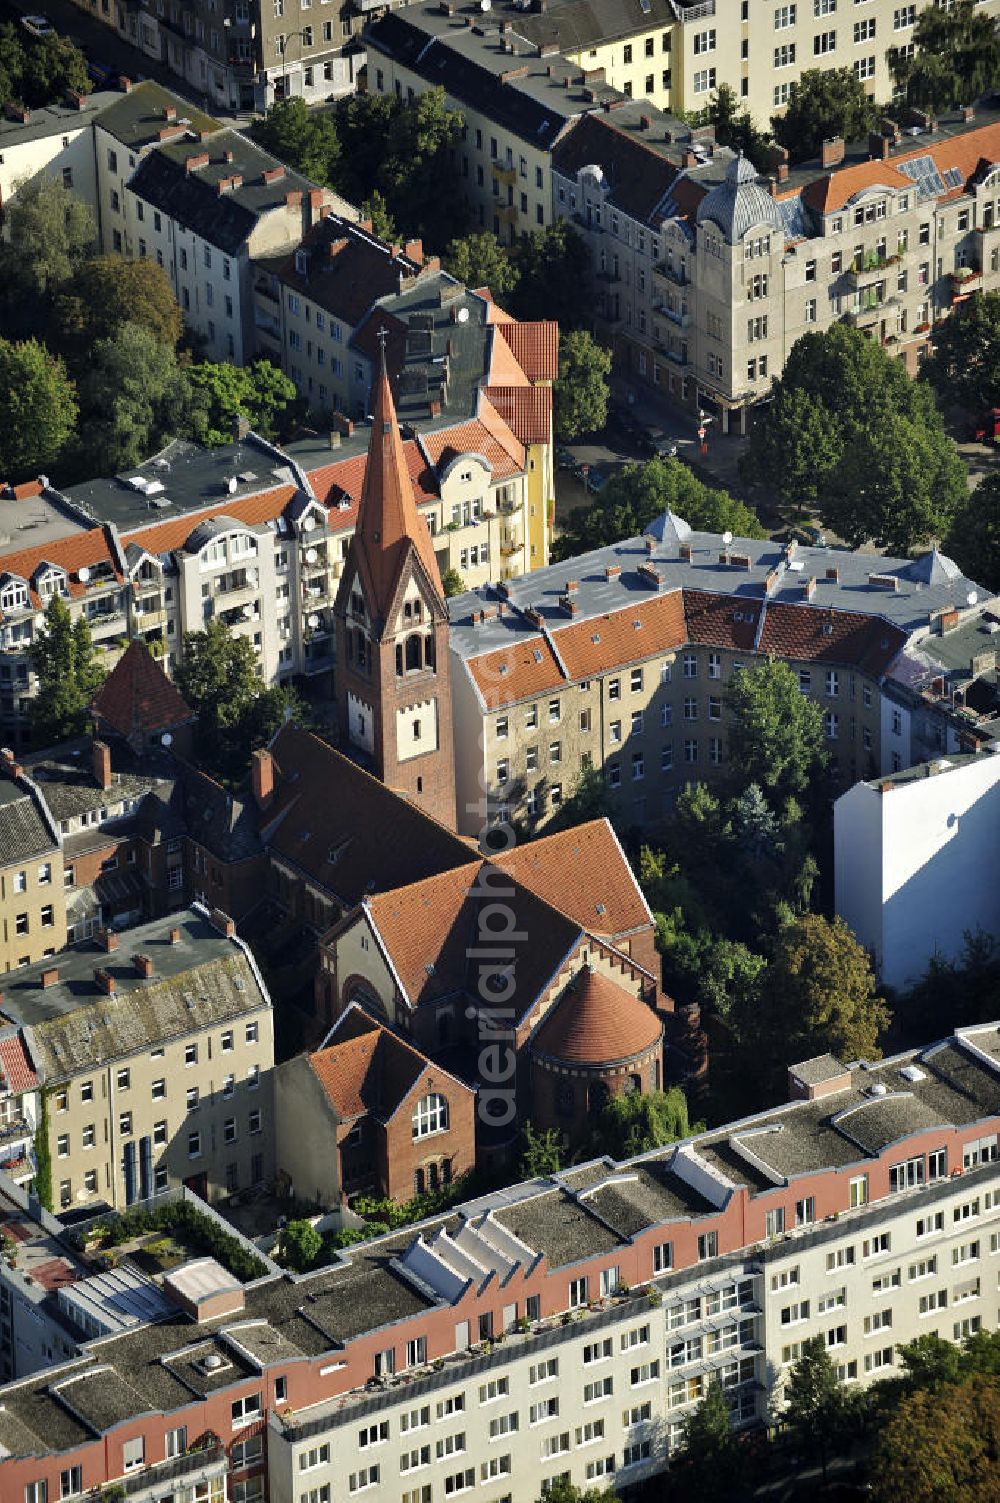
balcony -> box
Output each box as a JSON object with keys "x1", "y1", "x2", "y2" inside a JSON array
[
  {"x1": 493, "y1": 162, "x2": 516, "y2": 186},
  {"x1": 655, "y1": 261, "x2": 688, "y2": 287},
  {"x1": 844, "y1": 254, "x2": 898, "y2": 287},
  {"x1": 500, "y1": 541, "x2": 523, "y2": 558},
  {"x1": 496, "y1": 201, "x2": 517, "y2": 225},
  {"x1": 87, "y1": 608, "x2": 127, "y2": 634},
  {"x1": 0, "y1": 1116, "x2": 32, "y2": 1147},
  {"x1": 254, "y1": 280, "x2": 280, "y2": 306},
  {"x1": 120, "y1": 1440, "x2": 227, "y2": 1501},
  {"x1": 950, "y1": 266, "x2": 982, "y2": 299},
  {"x1": 663, "y1": 306, "x2": 690, "y2": 329}
]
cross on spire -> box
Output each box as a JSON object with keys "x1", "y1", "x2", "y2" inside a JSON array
[{"x1": 376, "y1": 323, "x2": 388, "y2": 371}]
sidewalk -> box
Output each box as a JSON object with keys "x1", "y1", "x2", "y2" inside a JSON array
[{"x1": 609, "y1": 373, "x2": 751, "y2": 499}]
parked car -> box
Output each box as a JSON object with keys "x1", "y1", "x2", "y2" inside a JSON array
[
  {"x1": 87, "y1": 59, "x2": 117, "y2": 86},
  {"x1": 585, "y1": 464, "x2": 612, "y2": 495},
  {"x1": 644, "y1": 426, "x2": 679, "y2": 459},
  {"x1": 20, "y1": 14, "x2": 55, "y2": 37},
  {"x1": 555, "y1": 446, "x2": 576, "y2": 471}
]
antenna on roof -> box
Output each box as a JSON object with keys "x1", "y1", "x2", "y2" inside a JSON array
[{"x1": 376, "y1": 323, "x2": 388, "y2": 374}]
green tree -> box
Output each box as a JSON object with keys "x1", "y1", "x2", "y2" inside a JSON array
[
  {"x1": 700, "y1": 83, "x2": 772, "y2": 162},
  {"x1": 725, "y1": 659, "x2": 826, "y2": 801},
  {"x1": 595, "y1": 1089, "x2": 690, "y2": 1158},
  {"x1": 175, "y1": 618, "x2": 302, "y2": 783},
  {"x1": 444, "y1": 232, "x2": 520, "y2": 301},
  {"x1": 762, "y1": 913, "x2": 889, "y2": 1070},
  {"x1": 553, "y1": 329, "x2": 612, "y2": 441},
  {"x1": 249, "y1": 97, "x2": 341, "y2": 185},
  {"x1": 899, "y1": 1333, "x2": 964, "y2": 1391},
  {"x1": 0, "y1": 337, "x2": 77, "y2": 481},
  {"x1": 532, "y1": 1479, "x2": 615, "y2": 1503},
  {"x1": 21, "y1": 34, "x2": 89, "y2": 106},
  {"x1": 771, "y1": 68, "x2": 878, "y2": 164},
  {"x1": 518, "y1": 1123, "x2": 564, "y2": 1179},
  {"x1": 783, "y1": 1335, "x2": 845, "y2": 1482},
  {"x1": 923, "y1": 291, "x2": 1000, "y2": 416},
  {"x1": 361, "y1": 189, "x2": 397, "y2": 243},
  {"x1": 188, "y1": 360, "x2": 299, "y2": 445},
  {"x1": 743, "y1": 324, "x2": 963, "y2": 549},
  {"x1": 331, "y1": 91, "x2": 398, "y2": 206},
  {"x1": 282, "y1": 1218, "x2": 323, "y2": 1272},
  {"x1": 511, "y1": 219, "x2": 591, "y2": 329},
  {"x1": 555, "y1": 455, "x2": 764, "y2": 559},
  {"x1": 52, "y1": 256, "x2": 183, "y2": 367},
  {"x1": 871, "y1": 1376, "x2": 1000, "y2": 1503},
  {"x1": 548, "y1": 762, "x2": 616, "y2": 831},
  {"x1": 674, "y1": 1380, "x2": 740, "y2": 1502},
  {"x1": 892, "y1": 0, "x2": 1000, "y2": 113},
  {"x1": 440, "y1": 566, "x2": 466, "y2": 598},
  {"x1": 0, "y1": 174, "x2": 95, "y2": 306},
  {"x1": 76, "y1": 323, "x2": 195, "y2": 477},
  {"x1": 29, "y1": 593, "x2": 106, "y2": 747},
  {"x1": 34, "y1": 1089, "x2": 53, "y2": 1211}
]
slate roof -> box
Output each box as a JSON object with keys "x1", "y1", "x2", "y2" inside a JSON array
[
  {"x1": 0, "y1": 909, "x2": 268, "y2": 1080},
  {"x1": 270, "y1": 214, "x2": 424, "y2": 325},
  {"x1": 505, "y1": 0, "x2": 677, "y2": 50},
  {"x1": 0, "y1": 781, "x2": 57, "y2": 867},
  {"x1": 532, "y1": 964, "x2": 662, "y2": 1066},
  {"x1": 91, "y1": 641, "x2": 194, "y2": 741},
  {"x1": 551, "y1": 111, "x2": 681, "y2": 223},
  {"x1": 127, "y1": 130, "x2": 322, "y2": 256},
  {"x1": 264, "y1": 725, "x2": 474, "y2": 905},
  {"x1": 179, "y1": 766, "x2": 263, "y2": 864}
]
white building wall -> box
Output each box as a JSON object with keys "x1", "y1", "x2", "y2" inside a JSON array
[
  {"x1": 836, "y1": 753, "x2": 1000, "y2": 992},
  {"x1": 0, "y1": 113, "x2": 100, "y2": 225}
]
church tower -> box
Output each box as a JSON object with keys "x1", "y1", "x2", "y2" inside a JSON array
[{"x1": 333, "y1": 340, "x2": 457, "y2": 831}]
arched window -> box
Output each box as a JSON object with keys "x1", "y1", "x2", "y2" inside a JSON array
[
  {"x1": 412, "y1": 1093, "x2": 448, "y2": 1140},
  {"x1": 395, "y1": 644, "x2": 403, "y2": 676},
  {"x1": 556, "y1": 1080, "x2": 575, "y2": 1118},
  {"x1": 588, "y1": 1081, "x2": 610, "y2": 1116},
  {"x1": 424, "y1": 634, "x2": 435, "y2": 669},
  {"x1": 405, "y1": 634, "x2": 422, "y2": 671}
]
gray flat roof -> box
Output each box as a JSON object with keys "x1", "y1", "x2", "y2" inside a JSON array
[
  {"x1": 0, "y1": 91, "x2": 120, "y2": 149},
  {"x1": 0, "y1": 491, "x2": 90, "y2": 554}
]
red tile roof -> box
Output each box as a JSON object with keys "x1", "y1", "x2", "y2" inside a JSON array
[
  {"x1": 758, "y1": 602, "x2": 908, "y2": 673},
  {"x1": 532, "y1": 964, "x2": 662, "y2": 1065},
  {"x1": 352, "y1": 364, "x2": 446, "y2": 617},
  {"x1": 487, "y1": 326, "x2": 530, "y2": 388},
  {"x1": 309, "y1": 1011, "x2": 432, "y2": 1122},
  {"x1": 467, "y1": 633, "x2": 564, "y2": 709},
  {"x1": 0, "y1": 528, "x2": 119, "y2": 617},
  {"x1": 367, "y1": 864, "x2": 480, "y2": 1005},
  {"x1": 491, "y1": 318, "x2": 559, "y2": 382},
  {"x1": 553, "y1": 591, "x2": 688, "y2": 681},
  {"x1": 121, "y1": 486, "x2": 296, "y2": 556},
  {"x1": 482, "y1": 384, "x2": 553, "y2": 446},
  {"x1": 789, "y1": 120, "x2": 1000, "y2": 216},
  {"x1": 497, "y1": 819, "x2": 652, "y2": 943},
  {"x1": 684, "y1": 589, "x2": 762, "y2": 652},
  {"x1": 0, "y1": 1035, "x2": 37, "y2": 1094},
  {"x1": 91, "y1": 641, "x2": 194, "y2": 739},
  {"x1": 307, "y1": 444, "x2": 439, "y2": 520}
]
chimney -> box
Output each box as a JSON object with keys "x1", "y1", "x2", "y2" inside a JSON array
[
  {"x1": 777, "y1": 161, "x2": 789, "y2": 183},
  {"x1": 168, "y1": 926, "x2": 182, "y2": 946},
  {"x1": 333, "y1": 412, "x2": 354, "y2": 437},
  {"x1": 133, "y1": 954, "x2": 154, "y2": 979},
  {"x1": 639, "y1": 113, "x2": 651, "y2": 131},
  {"x1": 763, "y1": 568, "x2": 781, "y2": 596},
  {"x1": 1, "y1": 749, "x2": 24, "y2": 780},
  {"x1": 327, "y1": 237, "x2": 349, "y2": 260},
  {"x1": 251, "y1": 747, "x2": 275, "y2": 810},
  {"x1": 868, "y1": 132, "x2": 890, "y2": 162},
  {"x1": 159, "y1": 124, "x2": 186, "y2": 143},
  {"x1": 40, "y1": 966, "x2": 59, "y2": 990},
  {"x1": 638, "y1": 561, "x2": 663, "y2": 590},
  {"x1": 800, "y1": 576, "x2": 817, "y2": 600},
  {"x1": 938, "y1": 606, "x2": 960, "y2": 634},
  {"x1": 119, "y1": 76, "x2": 132, "y2": 93},
  {"x1": 92, "y1": 739, "x2": 112, "y2": 791},
  {"x1": 210, "y1": 908, "x2": 236, "y2": 939},
  {"x1": 163, "y1": 105, "x2": 177, "y2": 123},
  {"x1": 5, "y1": 104, "x2": 29, "y2": 124},
  {"x1": 644, "y1": 535, "x2": 656, "y2": 554},
  {"x1": 94, "y1": 968, "x2": 116, "y2": 996},
  {"x1": 605, "y1": 564, "x2": 622, "y2": 580},
  {"x1": 185, "y1": 151, "x2": 210, "y2": 175},
  {"x1": 559, "y1": 595, "x2": 579, "y2": 616},
  {"x1": 682, "y1": 148, "x2": 698, "y2": 168},
  {"x1": 825, "y1": 566, "x2": 839, "y2": 582},
  {"x1": 217, "y1": 174, "x2": 244, "y2": 195},
  {"x1": 930, "y1": 675, "x2": 946, "y2": 696},
  {"x1": 99, "y1": 928, "x2": 120, "y2": 953},
  {"x1": 66, "y1": 91, "x2": 87, "y2": 111},
  {"x1": 232, "y1": 414, "x2": 252, "y2": 442},
  {"x1": 404, "y1": 237, "x2": 424, "y2": 264},
  {"x1": 821, "y1": 136, "x2": 845, "y2": 169},
  {"x1": 564, "y1": 579, "x2": 579, "y2": 593},
  {"x1": 262, "y1": 165, "x2": 286, "y2": 185},
  {"x1": 224, "y1": 147, "x2": 234, "y2": 163},
  {"x1": 327, "y1": 430, "x2": 341, "y2": 450},
  {"x1": 285, "y1": 189, "x2": 303, "y2": 209},
  {"x1": 962, "y1": 104, "x2": 975, "y2": 123},
  {"x1": 679, "y1": 543, "x2": 693, "y2": 562},
  {"x1": 867, "y1": 572, "x2": 900, "y2": 592}
]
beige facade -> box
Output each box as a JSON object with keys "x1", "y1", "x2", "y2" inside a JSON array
[{"x1": 0, "y1": 774, "x2": 65, "y2": 973}]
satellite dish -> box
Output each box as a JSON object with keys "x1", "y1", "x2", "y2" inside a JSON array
[
  {"x1": 77, "y1": 566, "x2": 91, "y2": 584},
  {"x1": 307, "y1": 613, "x2": 320, "y2": 629},
  {"x1": 305, "y1": 547, "x2": 318, "y2": 564},
  {"x1": 968, "y1": 591, "x2": 978, "y2": 606},
  {"x1": 457, "y1": 306, "x2": 470, "y2": 323},
  {"x1": 722, "y1": 531, "x2": 733, "y2": 547},
  {"x1": 302, "y1": 515, "x2": 316, "y2": 531},
  {"x1": 227, "y1": 476, "x2": 238, "y2": 495},
  {"x1": 161, "y1": 732, "x2": 173, "y2": 748}
]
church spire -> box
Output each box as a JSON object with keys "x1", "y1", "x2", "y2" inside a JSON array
[{"x1": 353, "y1": 330, "x2": 443, "y2": 620}]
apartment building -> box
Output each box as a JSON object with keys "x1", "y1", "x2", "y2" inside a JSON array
[
  {"x1": 0, "y1": 905, "x2": 275, "y2": 1213},
  {"x1": 553, "y1": 103, "x2": 1000, "y2": 428},
  {"x1": 446, "y1": 514, "x2": 993, "y2": 836},
  {"x1": 0, "y1": 91, "x2": 117, "y2": 217},
  {"x1": 2, "y1": 1022, "x2": 1000, "y2": 1503},
  {"x1": 0, "y1": 1034, "x2": 42, "y2": 1194},
  {"x1": 364, "y1": 3, "x2": 703, "y2": 245},
  {"x1": 0, "y1": 765, "x2": 65, "y2": 972}
]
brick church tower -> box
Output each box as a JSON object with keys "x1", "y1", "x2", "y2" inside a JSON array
[{"x1": 333, "y1": 341, "x2": 457, "y2": 830}]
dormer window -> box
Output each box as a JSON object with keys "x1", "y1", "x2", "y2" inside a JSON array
[
  {"x1": 295, "y1": 248, "x2": 308, "y2": 277},
  {"x1": 229, "y1": 532, "x2": 255, "y2": 559},
  {"x1": 37, "y1": 569, "x2": 68, "y2": 601},
  {"x1": 0, "y1": 579, "x2": 29, "y2": 612}
]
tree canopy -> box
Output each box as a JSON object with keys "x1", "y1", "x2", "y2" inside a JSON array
[
  {"x1": 188, "y1": 360, "x2": 299, "y2": 445},
  {"x1": 783, "y1": 1336, "x2": 847, "y2": 1481},
  {"x1": 440, "y1": 567, "x2": 466, "y2": 599},
  {"x1": 0, "y1": 337, "x2": 78, "y2": 482},
  {"x1": 510, "y1": 219, "x2": 591, "y2": 328},
  {"x1": 555, "y1": 455, "x2": 764, "y2": 561},
  {"x1": 945, "y1": 475, "x2": 1000, "y2": 595},
  {"x1": 742, "y1": 324, "x2": 965, "y2": 550},
  {"x1": 518, "y1": 1123, "x2": 564, "y2": 1179},
  {"x1": 762, "y1": 913, "x2": 889, "y2": 1070},
  {"x1": 871, "y1": 1376, "x2": 1000, "y2": 1503},
  {"x1": 175, "y1": 619, "x2": 303, "y2": 784},
  {"x1": 593, "y1": 1089, "x2": 691, "y2": 1159},
  {"x1": 554, "y1": 329, "x2": 612, "y2": 442},
  {"x1": 444, "y1": 232, "x2": 521, "y2": 302},
  {"x1": 674, "y1": 1381, "x2": 741, "y2": 1503},
  {"x1": 29, "y1": 594, "x2": 105, "y2": 748},
  {"x1": 0, "y1": 175, "x2": 95, "y2": 306},
  {"x1": 891, "y1": 0, "x2": 1000, "y2": 114},
  {"x1": 771, "y1": 68, "x2": 878, "y2": 164},
  {"x1": 0, "y1": 24, "x2": 89, "y2": 109},
  {"x1": 75, "y1": 323, "x2": 196, "y2": 476},
  {"x1": 725, "y1": 659, "x2": 827, "y2": 802},
  {"x1": 249, "y1": 97, "x2": 341, "y2": 186},
  {"x1": 695, "y1": 83, "x2": 772, "y2": 164},
  {"x1": 52, "y1": 257, "x2": 184, "y2": 366},
  {"x1": 923, "y1": 291, "x2": 1000, "y2": 416}
]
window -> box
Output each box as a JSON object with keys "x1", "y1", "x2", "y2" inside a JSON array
[
  {"x1": 814, "y1": 28, "x2": 836, "y2": 51},
  {"x1": 889, "y1": 1155, "x2": 924, "y2": 1193},
  {"x1": 60, "y1": 1468, "x2": 82, "y2": 1499},
  {"x1": 349, "y1": 1469, "x2": 380, "y2": 1493},
  {"x1": 796, "y1": 1196, "x2": 816, "y2": 1227},
  {"x1": 693, "y1": 67, "x2": 716, "y2": 93},
  {"x1": 774, "y1": 1, "x2": 796, "y2": 21},
  {"x1": 123, "y1": 1437, "x2": 145, "y2": 1471},
  {"x1": 119, "y1": 1111, "x2": 132, "y2": 1137},
  {"x1": 165, "y1": 1426, "x2": 188, "y2": 1460},
  {"x1": 654, "y1": 1240, "x2": 673, "y2": 1272},
  {"x1": 863, "y1": 1233, "x2": 891, "y2": 1258},
  {"x1": 185, "y1": 1043, "x2": 198, "y2": 1066},
  {"x1": 569, "y1": 1276, "x2": 589, "y2": 1308},
  {"x1": 246, "y1": 1021, "x2": 259, "y2": 1044},
  {"x1": 188, "y1": 1129, "x2": 202, "y2": 1157},
  {"x1": 693, "y1": 28, "x2": 716, "y2": 52},
  {"x1": 849, "y1": 1175, "x2": 868, "y2": 1208},
  {"x1": 766, "y1": 1208, "x2": 785, "y2": 1238},
  {"x1": 249, "y1": 1108, "x2": 262, "y2": 1135},
  {"x1": 697, "y1": 1231, "x2": 718, "y2": 1260},
  {"x1": 548, "y1": 699, "x2": 561, "y2": 723},
  {"x1": 413, "y1": 1093, "x2": 448, "y2": 1139}
]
